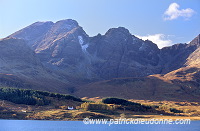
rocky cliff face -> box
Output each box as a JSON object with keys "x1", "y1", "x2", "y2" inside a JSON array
[
  {"x1": 87, "y1": 27, "x2": 161, "y2": 79},
  {"x1": 160, "y1": 34, "x2": 200, "y2": 73},
  {"x1": 185, "y1": 35, "x2": 200, "y2": 67},
  {"x1": 186, "y1": 47, "x2": 200, "y2": 67}
]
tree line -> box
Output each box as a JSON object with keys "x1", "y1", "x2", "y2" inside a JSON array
[{"x1": 0, "y1": 87, "x2": 82, "y2": 106}]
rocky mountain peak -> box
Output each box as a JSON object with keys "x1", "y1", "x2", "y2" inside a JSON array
[
  {"x1": 55, "y1": 19, "x2": 79, "y2": 27},
  {"x1": 9, "y1": 21, "x2": 54, "y2": 47},
  {"x1": 105, "y1": 27, "x2": 131, "y2": 37},
  {"x1": 50, "y1": 19, "x2": 79, "y2": 34},
  {"x1": 189, "y1": 34, "x2": 200, "y2": 47},
  {"x1": 9, "y1": 19, "x2": 80, "y2": 49},
  {"x1": 32, "y1": 21, "x2": 54, "y2": 26}
]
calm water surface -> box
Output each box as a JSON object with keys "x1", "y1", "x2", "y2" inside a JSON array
[{"x1": 0, "y1": 120, "x2": 199, "y2": 131}]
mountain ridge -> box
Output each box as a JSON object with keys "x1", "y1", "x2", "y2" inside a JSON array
[{"x1": 0, "y1": 19, "x2": 199, "y2": 101}]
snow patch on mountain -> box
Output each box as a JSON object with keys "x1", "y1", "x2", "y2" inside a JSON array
[
  {"x1": 78, "y1": 36, "x2": 84, "y2": 45},
  {"x1": 78, "y1": 36, "x2": 88, "y2": 51}
]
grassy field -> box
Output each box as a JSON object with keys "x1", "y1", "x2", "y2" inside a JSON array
[{"x1": 0, "y1": 96, "x2": 200, "y2": 120}]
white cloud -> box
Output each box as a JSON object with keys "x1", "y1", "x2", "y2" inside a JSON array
[
  {"x1": 136, "y1": 34, "x2": 173, "y2": 49},
  {"x1": 163, "y1": 3, "x2": 195, "y2": 20}
]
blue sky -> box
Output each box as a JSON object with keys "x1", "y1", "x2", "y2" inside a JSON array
[{"x1": 0, "y1": 0, "x2": 200, "y2": 48}]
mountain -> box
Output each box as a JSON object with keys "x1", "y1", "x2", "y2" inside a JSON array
[
  {"x1": 0, "y1": 37, "x2": 73, "y2": 93},
  {"x1": 1, "y1": 19, "x2": 199, "y2": 101},
  {"x1": 185, "y1": 34, "x2": 200, "y2": 67},
  {"x1": 160, "y1": 34, "x2": 200, "y2": 73},
  {"x1": 74, "y1": 34, "x2": 200, "y2": 102},
  {"x1": 10, "y1": 19, "x2": 94, "y2": 79},
  {"x1": 10, "y1": 20, "x2": 162, "y2": 79}
]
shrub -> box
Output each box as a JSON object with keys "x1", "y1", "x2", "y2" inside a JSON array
[
  {"x1": 102, "y1": 97, "x2": 129, "y2": 105},
  {"x1": 81, "y1": 103, "x2": 116, "y2": 111},
  {"x1": 102, "y1": 97, "x2": 141, "y2": 106},
  {"x1": 102, "y1": 97, "x2": 152, "y2": 112},
  {"x1": 170, "y1": 108, "x2": 183, "y2": 113}
]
